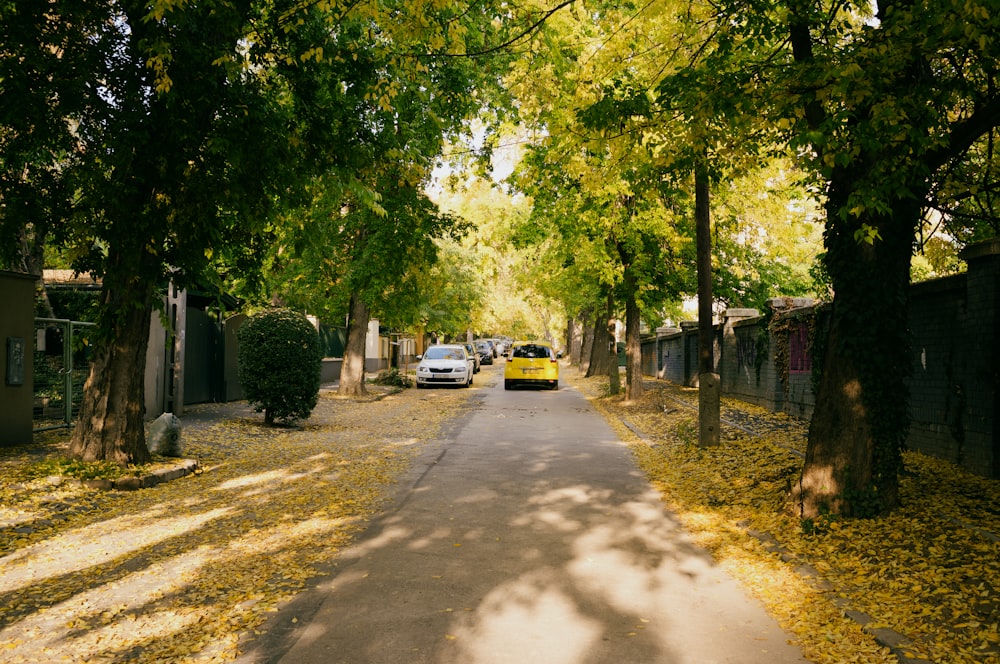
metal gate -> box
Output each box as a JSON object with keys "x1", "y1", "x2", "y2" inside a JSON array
[{"x1": 33, "y1": 317, "x2": 95, "y2": 432}]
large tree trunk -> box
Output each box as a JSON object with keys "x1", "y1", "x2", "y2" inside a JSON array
[
  {"x1": 565, "y1": 318, "x2": 576, "y2": 362},
  {"x1": 795, "y1": 191, "x2": 918, "y2": 517},
  {"x1": 606, "y1": 290, "x2": 620, "y2": 396},
  {"x1": 69, "y1": 267, "x2": 155, "y2": 465},
  {"x1": 570, "y1": 308, "x2": 587, "y2": 366},
  {"x1": 338, "y1": 292, "x2": 369, "y2": 397},
  {"x1": 579, "y1": 308, "x2": 595, "y2": 373},
  {"x1": 585, "y1": 302, "x2": 610, "y2": 378},
  {"x1": 623, "y1": 269, "x2": 643, "y2": 402}
]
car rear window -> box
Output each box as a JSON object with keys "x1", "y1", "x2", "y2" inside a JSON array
[{"x1": 513, "y1": 345, "x2": 551, "y2": 359}]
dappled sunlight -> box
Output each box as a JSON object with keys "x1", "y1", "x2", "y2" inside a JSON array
[
  {"x1": 0, "y1": 546, "x2": 214, "y2": 661},
  {"x1": 227, "y1": 515, "x2": 359, "y2": 556},
  {"x1": 408, "y1": 526, "x2": 455, "y2": 550},
  {"x1": 527, "y1": 484, "x2": 614, "y2": 508},
  {"x1": 0, "y1": 507, "x2": 232, "y2": 594},
  {"x1": 338, "y1": 522, "x2": 418, "y2": 556},
  {"x1": 447, "y1": 572, "x2": 603, "y2": 664},
  {"x1": 842, "y1": 379, "x2": 866, "y2": 418},
  {"x1": 0, "y1": 385, "x2": 476, "y2": 663},
  {"x1": 212, "y1": 469, "x2": 295, "y2": 492}
]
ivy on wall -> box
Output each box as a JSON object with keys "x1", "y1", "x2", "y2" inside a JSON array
[{"x1": 766, "y1": 302, "x2": 821, "y2": 399}]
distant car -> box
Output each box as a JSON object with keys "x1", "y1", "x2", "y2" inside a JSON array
[
  {"x1": 475, "y1": 341, "x2": 494, "y2": 365},
  {"x1": 476, "y1": 338, "x2": 498, "y2": 358},
  {"x1": 504, "y1": 340, "x2": 559, "y2": 390},
  {"x1": 416, "y1": 345, "x2": 474, "y2": 388},
  {"x1": 463, "y1": 342, "x2": 481, "y2": 373}
]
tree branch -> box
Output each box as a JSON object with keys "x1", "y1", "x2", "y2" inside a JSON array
[{"x1": 413, "y1": 0, "x2": 577, "y2": 59}]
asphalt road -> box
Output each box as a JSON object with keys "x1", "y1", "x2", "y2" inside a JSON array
[{"x1": 237, "y1": 366, "x2": 809, "y2": 664}]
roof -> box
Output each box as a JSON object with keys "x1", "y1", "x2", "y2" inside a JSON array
[{"x1": 43, "y1": 269, "x2": 102, "y2": 287}]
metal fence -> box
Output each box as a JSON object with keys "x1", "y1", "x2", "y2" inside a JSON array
[{"x1": 33, "y1": 317, "x2": 95, "y2": 432}]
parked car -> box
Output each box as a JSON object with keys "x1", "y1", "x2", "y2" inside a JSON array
[
  {"x1": 496, "y1": 336, "x2": 513, "y2": 357},
  {"x1": 416, "y1": 345, "x2": 474, "y2": 388},
  {"x1": 463, "y1": 342, "x2": 481, "y2": 373},
  {"x1": 504, "y1": 340, "x2": 559, "y2": 390},
  {"x1": 475, "y1": 340, "x2": 494, "y2": 365},
  {"x1": 476, "y1": 338, "x2": 498, "y2": 358}
]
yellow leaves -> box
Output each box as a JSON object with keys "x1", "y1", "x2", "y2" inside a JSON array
[
  {"x1": 299, "y1": 47, "x2": 324, "y2": 63},
  {"x1": 573, "y1": 373, "x2": 1000, "y2": 664},
  {"x1": 0, "y1": 383, "x2": 477, "y2": 663}
]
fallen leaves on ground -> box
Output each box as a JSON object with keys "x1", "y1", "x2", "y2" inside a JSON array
[
  {"x1": 0, "y1": 382, "x2": 479, "y2": 663},
  {"x1": 572, "y1": 373, "x2": 1000, "y2": 664}
]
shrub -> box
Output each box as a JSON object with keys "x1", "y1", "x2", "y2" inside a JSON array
[
  {"x1": 238, "y1": 309, "x2": 322, "y2": 425},
  {"x1": 373, "y1": 367, "x2": 412, "y2": 388}
]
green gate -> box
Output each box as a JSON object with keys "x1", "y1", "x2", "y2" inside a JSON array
[{"x1": 33, "y1": 318, "x2": 95, "y2": 432}]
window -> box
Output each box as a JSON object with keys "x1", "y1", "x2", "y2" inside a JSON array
[
  {"x1": 789, "y1": 323, "x2": 812, "y2": 374},
  {"x1": 514, "y1": 345, "x2": 550, "y2": 359}
]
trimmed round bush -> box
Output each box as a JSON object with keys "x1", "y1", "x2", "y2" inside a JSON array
[{"x1": 238, "y1": 308, "x2": 322, "y2": 425}]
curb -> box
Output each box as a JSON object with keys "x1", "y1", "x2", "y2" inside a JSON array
[
  {"x1": 69, "y1": 458, "x2": 200, "y2": 491},
  {"x1": 744, "y1": 526, "x2": 935, "y2": 664}
]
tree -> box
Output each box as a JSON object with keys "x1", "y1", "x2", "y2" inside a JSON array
[
  {"x1": 0, "y1": 1, "x2": 366, "y2": 464},
  {"x1": 681, "y1": 0, "x2": 1000, "y2": 515},
  {"x1": 255, "y1": 0, "x2": 527, "y2": 396},
  {"x1": 1, "y1": 0, "x2": 521, "y2": 462},
  {"x1": 238, "y1": 309, "x2": 322, "y2": 425}
]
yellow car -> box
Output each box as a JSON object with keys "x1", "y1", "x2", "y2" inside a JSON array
[{"x1": 504, "y1": 341, "x2": 559, "y2": 390}]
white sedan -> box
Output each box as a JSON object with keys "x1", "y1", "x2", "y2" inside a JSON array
[{"x1": 415, "y1": 344, "x2": 475, "y2": 388}]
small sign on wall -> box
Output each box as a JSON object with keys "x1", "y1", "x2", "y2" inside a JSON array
[{"x1": 6, "y1": 336, "x2": 25, "y2": 386}]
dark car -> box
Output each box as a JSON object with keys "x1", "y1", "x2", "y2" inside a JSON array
[
  {"x1": 475, "y1": 340, "x2": 494, "y2": 365},
  {"x1": 464, "y1": 342, "x2": 481, "y2": 373},
  {"x1": 475, "y1": 338, "x2": 497, "y2": 359}
]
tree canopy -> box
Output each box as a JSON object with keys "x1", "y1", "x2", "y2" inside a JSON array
[{"x1": 5, "y1": 0, "x2": 998, "y2": 516}]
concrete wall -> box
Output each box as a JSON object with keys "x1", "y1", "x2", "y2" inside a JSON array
[
  {"x1": 640, "y1": 238, "x2": 1000, "y2": 479},
  {"x1": 0, "y1": 271, "x2": 37, "y2": 446},
  {"x1": 907, "y1": 240, "x2": 999, "y2": 478}
]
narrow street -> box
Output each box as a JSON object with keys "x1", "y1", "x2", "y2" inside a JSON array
[{"x1": 239, "y1": 365, "x2": 807, "y2": 663}]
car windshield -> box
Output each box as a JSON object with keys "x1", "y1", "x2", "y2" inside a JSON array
[
  {"x1": 513, "y1": 344, "x2": 551, "y2": 359},
  {"x1": 425, "y1": 347, "x2": 465, "y2": 360}
]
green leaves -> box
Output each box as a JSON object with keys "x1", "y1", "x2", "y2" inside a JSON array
[
  {"x1": 238, "y1": 308, "x2": 323, "y2": 425},
  {"x1": 853, "y1": 223, "x2": 882, "y2": 246}
]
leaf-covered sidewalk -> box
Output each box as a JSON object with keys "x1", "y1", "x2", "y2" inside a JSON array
[
  {"x1": 0, "y1": 384, "x2": 477, "y2": 663},
  {"x1": 2, "y1": 371, "x2": 998, "y2": 663},
  {"x1": 573, "y1": 373, "x2": 1000, "y2": 664}
]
